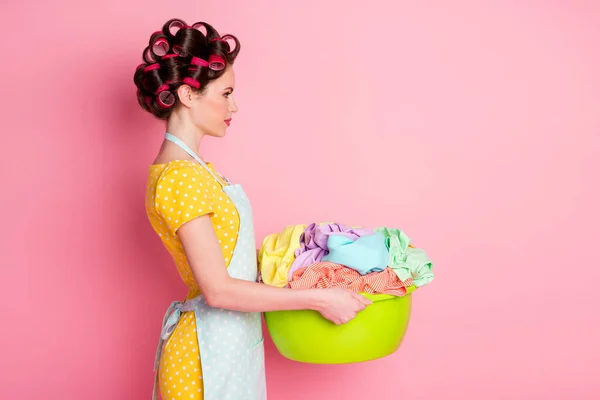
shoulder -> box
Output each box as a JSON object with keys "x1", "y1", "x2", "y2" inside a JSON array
[
  {"x1": 156, "y1": 160, "x2": 216, "y2": 186},
  {"x1": 151, "y1": 160, "x2": 222, "y2": 234}
]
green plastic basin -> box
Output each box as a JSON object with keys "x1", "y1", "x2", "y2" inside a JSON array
[{"x1": 264, "y1": 293, "x2": 412, "y2": 364}]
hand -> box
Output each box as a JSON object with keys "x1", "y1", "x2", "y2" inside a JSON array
[{"x1": 314, "y1": 288, "x2": 372, "y2": 325}]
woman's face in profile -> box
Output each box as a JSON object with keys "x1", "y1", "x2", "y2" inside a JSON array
[{"x1": 190, "y1": 66, "x2": 238, "y2": 138}]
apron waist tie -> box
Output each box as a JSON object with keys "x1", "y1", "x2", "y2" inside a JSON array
[{"x1": 152, "y1": 299, "x2": 196, "y2": 400}]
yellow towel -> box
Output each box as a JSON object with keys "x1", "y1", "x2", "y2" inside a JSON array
[{"x1": 258, "y1": 224, "x2": 306, "y2": 287}]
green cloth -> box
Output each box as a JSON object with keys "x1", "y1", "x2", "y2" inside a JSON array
[{"x1": 374, "y1": 227, "x2": 434, "y2": 288}]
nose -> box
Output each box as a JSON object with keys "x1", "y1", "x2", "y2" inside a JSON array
[{"x1": 229, "y1": 96, "x2": 239, "y2": 113}]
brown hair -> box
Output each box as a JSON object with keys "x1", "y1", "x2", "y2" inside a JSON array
[{"x1": 133, "y1": 18, "x2": 241, "y2": 120}]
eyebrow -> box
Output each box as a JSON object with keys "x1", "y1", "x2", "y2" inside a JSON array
[{"x1": 223, "y1": 87, "x2": 234, "y2": 92}]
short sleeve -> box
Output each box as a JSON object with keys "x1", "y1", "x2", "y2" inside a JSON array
[{"x1": 154, "y1": 164, "x2": 217, "y2": 235}]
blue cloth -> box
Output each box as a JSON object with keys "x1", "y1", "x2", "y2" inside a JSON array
[{"x1": 321, "y1": 231, "x2": 389, "y2": 275}]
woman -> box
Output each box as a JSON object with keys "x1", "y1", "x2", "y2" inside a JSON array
[{"x1": 135, "y1": 18, "x2": 371, "y2": 400}]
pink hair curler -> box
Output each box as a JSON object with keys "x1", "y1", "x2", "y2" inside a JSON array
[
  {"x1": 152, "y1": 37, "x2": 170, "y2": 57},
  {"x1": 191, "y1": 22, "x2": 208, "y2": 36},
  {"x1": 208, "y1": 55, "x2": 226, "y2": 71},
  {"x1": 190, "y1": 56, "x2": 209, "y2": 67},
  {"x1": 183, "y1": 77, "x2": 201, "y2": 89},
  {"x1": 155, "y1": 84, "x2": 175, "y2": 108},
  {"x1": 144, "y1": 63, "x2": 160, "y2": 72},
  {"x1": 217, "y1": 35, "x2": 238, "y2": 54},
  {"x1": 154, "y1": 84, "x2": 170, "y2": 94},
  {"x1": 143, "y1": 47, "x2": 158, "y2": 64},
  {"x1": 167, "y1": 20, "x2": 186, "y2": 37},
  {"x1": 157, "y1": 91, "x2": 175, "y2": 109}
]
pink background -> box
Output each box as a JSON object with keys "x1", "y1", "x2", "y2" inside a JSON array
[{"x1": 1, "y1": 1, "x2": 599, "y2": 399}]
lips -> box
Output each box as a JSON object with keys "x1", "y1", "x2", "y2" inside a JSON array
[{"x1": 224, "y1": 118, "x2": 231, "y2": 126}]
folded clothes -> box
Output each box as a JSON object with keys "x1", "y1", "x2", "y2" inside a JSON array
[
  {"x1": 288, "y1": 222, "x2": 373, "y2": 280},
  {"x1": 321, "y1": 232, "x2": 389, "y2": 275},
  {"x1": 289, "y1": 261, "x2": 415, "y2": 297},
  {"x1": 374, "y1": 227, "x2": 434, "y2": 287},
  {"x1": 258, "y1": 223, "x2": 306, "y2": 287}
]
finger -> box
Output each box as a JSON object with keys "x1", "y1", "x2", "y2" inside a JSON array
[
  {"x1": 351, "y1": 291, "x2": 365, "y2": 302},
  {"x1": 354, "y1": 293, "x2": 372, "y2": 306}
]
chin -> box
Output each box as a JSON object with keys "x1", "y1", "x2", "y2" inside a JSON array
[{"x1": 207, "y1": 129, "x2": 227, "y2": 138}]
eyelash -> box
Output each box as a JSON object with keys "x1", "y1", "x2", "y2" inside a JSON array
[{"x1": 224, "y1": 92, "x2": 232, "y2": 98}]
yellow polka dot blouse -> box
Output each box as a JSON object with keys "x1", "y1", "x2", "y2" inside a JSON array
[{"x1": 145, "y1": 160, "x2": 240, "y2": 300}]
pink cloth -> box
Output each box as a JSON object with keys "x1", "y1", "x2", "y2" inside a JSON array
[{"x1": 289, "y1": 262, "x2": 414, "y2": 297}]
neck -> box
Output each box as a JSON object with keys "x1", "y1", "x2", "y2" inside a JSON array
[{"x1": 165, "y1": 111, "x2": 204, "y2": 153}]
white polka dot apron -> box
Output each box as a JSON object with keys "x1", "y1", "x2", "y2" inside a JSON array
[{"x1": 152, "y1": 133, "x2": 267, "y2": 400}]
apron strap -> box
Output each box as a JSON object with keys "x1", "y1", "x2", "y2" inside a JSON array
[
  {"x1": 152, "y1": 300, "x2": 196, "y2": 400},
  {"x1": 164, "y1": 132, "x2": 230, "y2": 187}
]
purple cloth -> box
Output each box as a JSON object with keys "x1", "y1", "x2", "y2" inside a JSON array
[{"x1": 288, "y1": 222, "x2": 373, "y2": 280}]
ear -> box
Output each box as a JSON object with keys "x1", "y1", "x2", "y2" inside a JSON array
[{"x1": 177, "y1": 84, "x2": 195, "y2": 108}]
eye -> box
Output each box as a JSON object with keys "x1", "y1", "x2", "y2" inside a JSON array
[{"x1": 224, "y1": 91, "x2": 232, "y2": 98}]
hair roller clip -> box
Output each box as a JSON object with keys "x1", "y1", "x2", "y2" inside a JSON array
[
  {"x1": 190, "y1": 57, "x2": 209, "y2": 67},
  {"x1": 161, "y1": 53, "x2": 178, "y2": 60},
  {"x1": 144, "y1": 63, "x2": 160, "y2": 72},
  {"x1": 183, "y1": 77, "x2": 201, "y2": 89},
  {"x1": 208, "y1": 55, "x2": 226, "y2": 71},
  {"x1": 209, "y1": 38, "x2": 225, "y2": 43}
]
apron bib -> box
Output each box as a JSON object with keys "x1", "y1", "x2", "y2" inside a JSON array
[{"x1": 152, "y1": 133, "x2": 267, "y2": 400}]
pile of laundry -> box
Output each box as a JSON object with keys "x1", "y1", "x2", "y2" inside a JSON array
[{"x1": 258, "y1": 222, "x2": 433, "y2": 297}]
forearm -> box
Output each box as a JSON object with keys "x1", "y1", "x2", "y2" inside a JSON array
[
  {"x1": 206, "y1": 277, "x2": 324, "y2": 313},
  {"x1": 181, "y1": 218, "x2": 319, "y2": 313}
]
